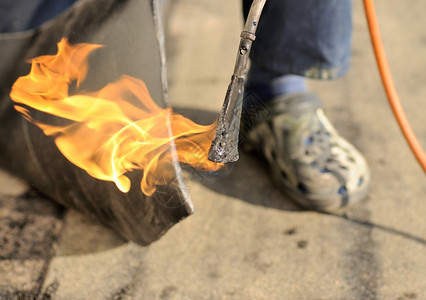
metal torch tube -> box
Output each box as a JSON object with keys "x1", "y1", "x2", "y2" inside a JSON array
[{"x1": 207, "y1": 0, "x2": 266, "y2": 163}]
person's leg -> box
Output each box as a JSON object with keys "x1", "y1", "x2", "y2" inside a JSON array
[
  {"x1": 0, "y1": 0, "x2": 79, "y2": 33},
  {"x1": 241, "y1": 0, "x2": 370, "y2": 212},
  {"x1": 243, "y1": 0, "x2": 352, "y2": 98}
]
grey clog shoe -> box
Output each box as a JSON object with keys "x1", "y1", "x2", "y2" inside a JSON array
[{"x1": 241, "y1": 92, "x2": 370, "y2": 212}]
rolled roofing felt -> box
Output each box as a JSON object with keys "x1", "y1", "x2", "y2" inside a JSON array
[{"x1": 0, "y1": 0, "x2": 193, "y2": 245}]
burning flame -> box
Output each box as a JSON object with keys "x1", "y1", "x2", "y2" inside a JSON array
[{"x1": 10, "y1": 38, "x2": 222, "y2": 195}]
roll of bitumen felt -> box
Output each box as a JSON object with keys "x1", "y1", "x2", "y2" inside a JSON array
[{"x1": 0, "y1": 0, "x2": 193, "y2": 245}]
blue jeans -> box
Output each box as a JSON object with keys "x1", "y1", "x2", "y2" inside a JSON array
[
  {"x1": 0, "y1": 0, "x2": 79, "y2": 33},
  {"x1": 243, "y1": 0, "x2": 352, "y2": 80}
]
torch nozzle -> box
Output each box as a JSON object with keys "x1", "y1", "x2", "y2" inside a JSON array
[
  {"x1": 207, "y1": 0, "x2": 266, "y2": 163},
  {"x1": 208, "y1": 75, "x2": 245, "y2": 163}
]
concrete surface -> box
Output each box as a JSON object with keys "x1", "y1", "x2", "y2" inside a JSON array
[{"x1": 1, "y1": 0, "x2": 425, "y2": 299}]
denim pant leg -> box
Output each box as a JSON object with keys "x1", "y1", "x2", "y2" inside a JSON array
[
  {"x1": 243, "y1": 0, "x2": 352, "y2": 80},
  {"x1": 0, "y1": 0, "x2": 79, "y2": 33}
]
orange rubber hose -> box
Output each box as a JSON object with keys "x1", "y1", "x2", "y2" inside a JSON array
[{"x1": 363, "y1": 0, "x2": 426, "y2": 173}]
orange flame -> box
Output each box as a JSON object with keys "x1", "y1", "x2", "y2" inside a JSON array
[{"x1": 10, "y1": 38, "x2": 222, "y2": 195}]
